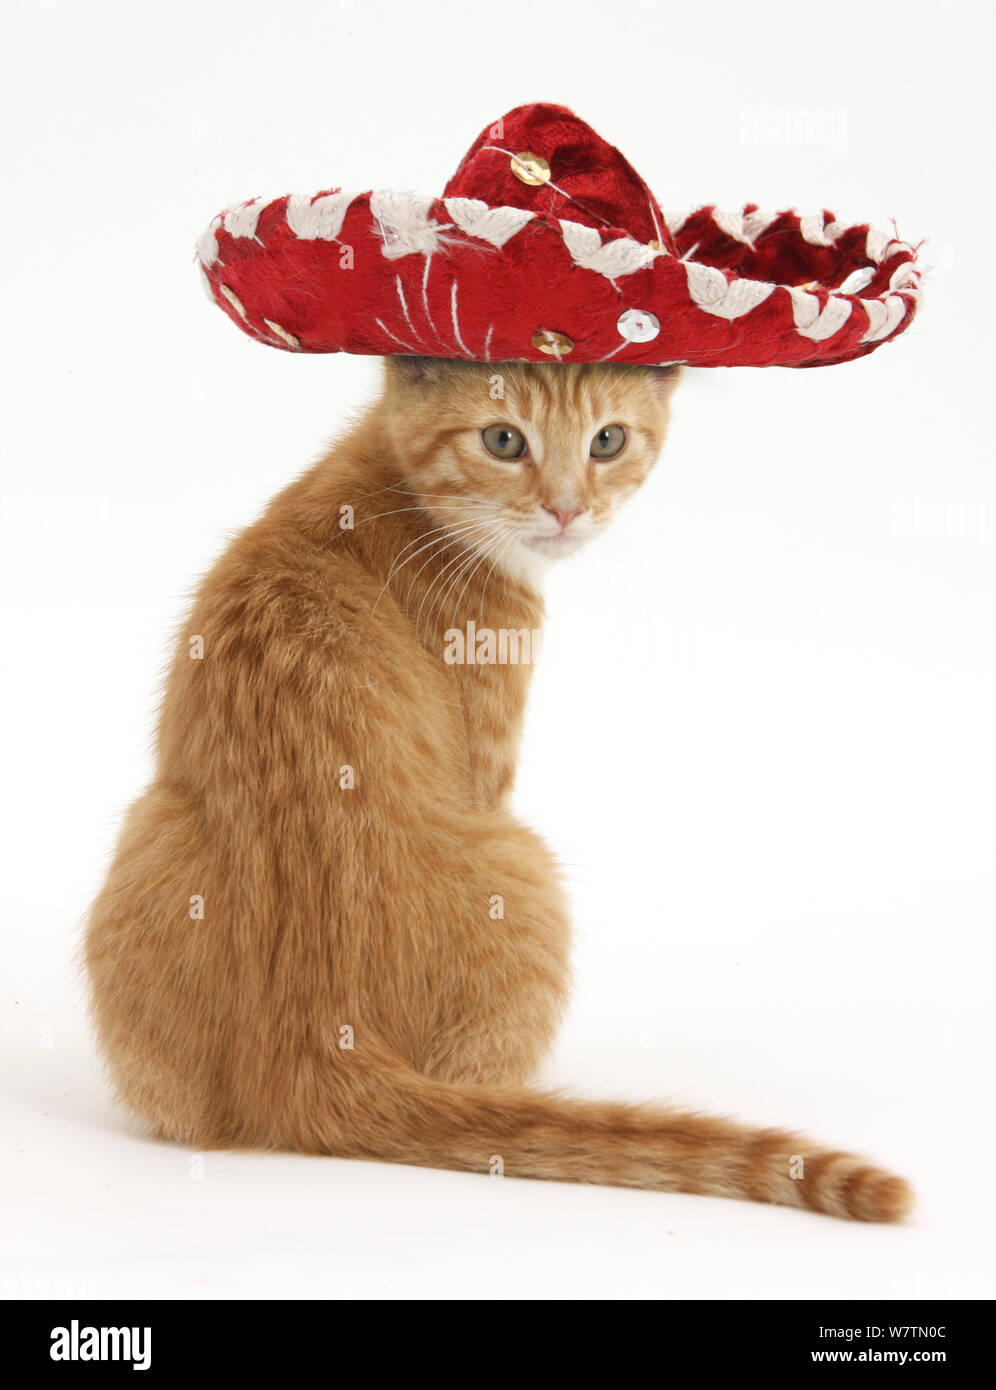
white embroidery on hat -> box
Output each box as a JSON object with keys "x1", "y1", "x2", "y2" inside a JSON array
[
  {"x1": 865, "y1": 227, "x2": 893, "y2": 263},
  {"x1": 799, "y1": 213, "x2": 844, "y2": 247},
  {"x1": 837, "y1": 266, "x2": 877, "y2": 295},
  {"x1": 371, "y1": 192, "x2": 455, "y2": 260},
  {"x1": 889, "y1": 261, "x2": 921, "y2": 293},
  {"x1": 559, "y1": 220, "x2": 658, "y2": 286},
  {"x1": 684, "y1": 262, "x2": 775, "y2": 319},
  {"x1": 394, "y1": 277, "x2": 424, "y2": 343},
  {"x1": 711, "y1": 211, "x2": 755, "y2": 246},
  {"x1": 375, "y1": 318, "x2": 416, "y2": 352},
  {"x1": 787, "y1": 288, "x2": 853, "y2": 340},
  {"x1": 449, "y1": 281, "x2": 472, "y2": 358},
  {"x1": 223, "y1": 197, "x2": 267, "y2": 241},
  {"x1": 286, "y1": 191, "x2": 356, "y2": 241},
  {"x1": 443, "y1": 198, "x2": 534, "y2": 248},
  {"x1": 421, "y1": 257, "x2": 438, "y2": 337},
  {"x1": 860, "y1": 295, "x2": 907, "y2": 342},
  {"x1": 741, "y1": 209, "x2": 778, "y2": 242},
  {"x1": 647, "y1": 198, "x2": 666, "y2": 250},
  {"x1": 198, "y1": 216, "x2": 222, "y2": 269}
]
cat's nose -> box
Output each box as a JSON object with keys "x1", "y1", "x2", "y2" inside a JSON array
[{"x1": 543, "y1": 505, "x2": 584, "y2": 532}]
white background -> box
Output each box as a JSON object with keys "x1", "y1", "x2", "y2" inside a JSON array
[{"x1": 2, "y1": 0, "x2": 993, "y2": 1300}]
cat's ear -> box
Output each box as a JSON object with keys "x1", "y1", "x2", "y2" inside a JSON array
[
  {"x1": 386, "y1": 355, "x2": 427, "y2": 386},
  {"x1": 647, "y1": 363, "x2": 684, "y2": 394},
  {"x1": 385, "y1": 355, "x2": 438, "y2": 388}
]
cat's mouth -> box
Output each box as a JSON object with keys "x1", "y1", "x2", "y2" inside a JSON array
[{"x1": 521, "y1": 529, "x2": 591, "y2": 557}]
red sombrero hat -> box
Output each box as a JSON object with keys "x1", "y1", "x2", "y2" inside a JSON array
[{"x1": 197, "y1": 102, "x2": 922, "y2": 369}]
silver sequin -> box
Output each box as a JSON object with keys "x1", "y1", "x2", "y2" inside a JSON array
[{"x1": 616, "y1": 308, "x2": 660, "y2": 343}]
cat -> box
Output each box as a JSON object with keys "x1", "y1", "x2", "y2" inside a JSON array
[{"x1": 85, "y1": 357, "x2": 912, "y2": 1222}]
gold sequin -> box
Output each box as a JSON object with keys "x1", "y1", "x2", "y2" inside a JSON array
[
  {"x1": 264, "y1": 318, "x2": 300, "y2": 348},
  {"x1": 219, "y1": 284, "x2": 247, "y2": 319},
  {"x1": 532, "y1": 329, "x2": 573, "y2": 357},
  {"x1": 511, "y1": 152, "x2": 551, "y2": 186},
  {"x1": 648, "y1": 239, "x2": 663, "y2": 251}
]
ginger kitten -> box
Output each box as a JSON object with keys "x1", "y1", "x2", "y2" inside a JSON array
[{"x1": 85, "y1": 358, "x2": 912, "y2": 1222}]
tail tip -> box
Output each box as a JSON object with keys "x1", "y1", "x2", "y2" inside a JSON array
[{"x1": 852, "y1": 1169, "x2": 915, "y2": 1224}]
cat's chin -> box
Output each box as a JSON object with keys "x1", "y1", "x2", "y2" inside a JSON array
[
  {"x1": 490, "y1": 535, "x2": 555, "y2": 592},
  {"x1": 492, "y1": 531, "x2": 593, "y2": 591}
]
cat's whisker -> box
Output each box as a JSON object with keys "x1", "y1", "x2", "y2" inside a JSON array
[
  {"x1": 428, "y1": 530, "x2": 505, "y2": 636},
  {"x1": 376, "y1": 483, "x2": 512, "y2": 509},
  {"x1": 414, "y1": 521, "x2": 506, "y2": 639},
  {"x1": 379, "y1": 515, "x2": 490, "y2": 584},
  {"x1": 340, "y1": 477, "x2": 408, "y2": 504},
  {"x1": 372, "y1": 517, "x2": 500, "y2": 617},
  {"x1": 599, "y1": 527, "x2": 654, "y2": 640},
  {"x1": 487, "y1": 529, "x2": 523, "y2": 603},
  {"x1": 448, "y1": 524, "x2": 515, "y2": 627},
  {"x1": 371, "y1": 527, "x2": 459, "y2": 614},
  {"x1": 421, "y1": 520, "x2": 511, "y2": 636},
  {"x1": 345, "y1": 499, "x2": 496, "y2": 538},
  {"x1": 434, "y1": 531, "x2": 510, "y2": 642},
  {"x1": 396, "y1": 517, "x2": 505, "y2": 623},
  {"x1": 478, "y1": 529, "x2": 519, "y2": 615}
]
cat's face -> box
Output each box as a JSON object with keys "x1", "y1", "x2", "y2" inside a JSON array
[{"x1": 382, "y1": 358, "x2": 681, "y2": 581}]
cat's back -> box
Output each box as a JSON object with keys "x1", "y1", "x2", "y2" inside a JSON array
[{"x1": 155, "y1": 439, "x2": 459, "y2": 796}]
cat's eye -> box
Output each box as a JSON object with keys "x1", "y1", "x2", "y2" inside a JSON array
[
  {"x1": 590, "y1": 424, "x2": 627, "y2": 460},
  {"x1": 481, "y1": 423, "x2": 527, "y2": 460}
]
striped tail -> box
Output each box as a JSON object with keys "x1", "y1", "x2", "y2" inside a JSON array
[{"x1": 303, "y1": 1064, "x2": 913, "y2": 1223}]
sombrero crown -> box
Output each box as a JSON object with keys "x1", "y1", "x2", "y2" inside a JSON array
[{"x1": 197, "y1": 102, "x2": 921, "y2": 369}]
